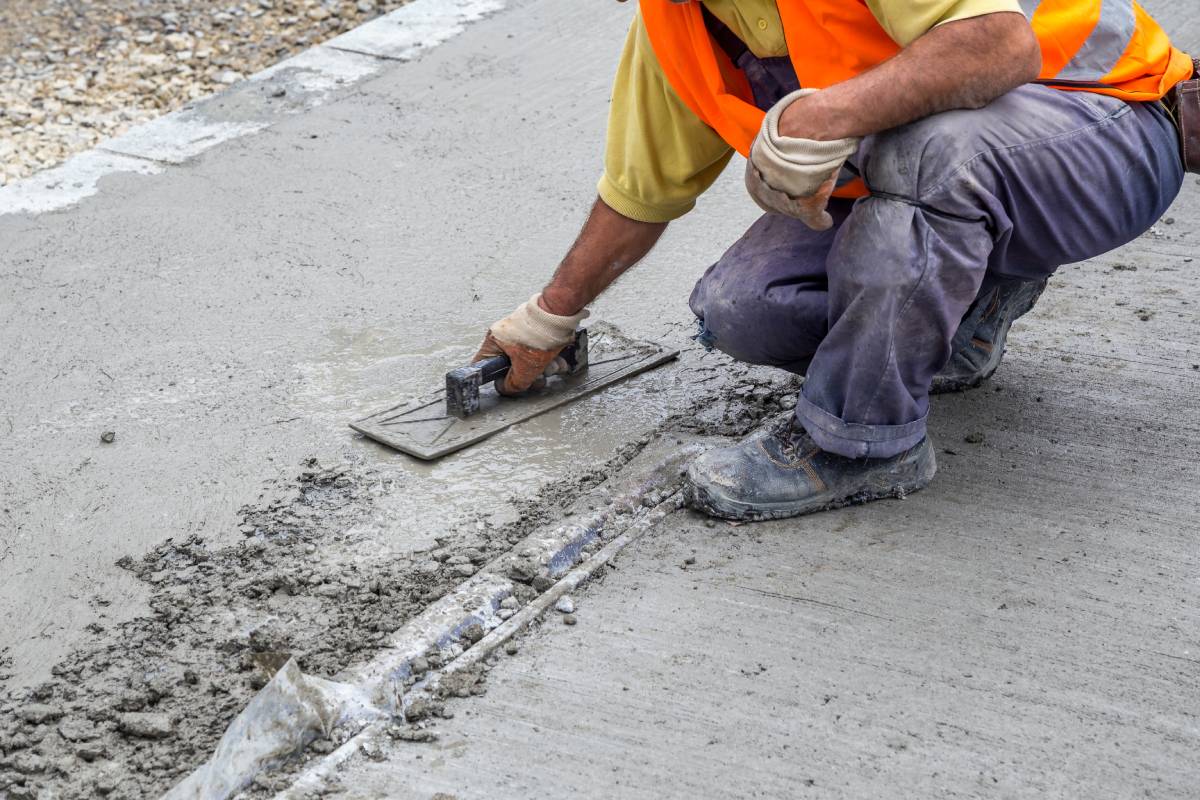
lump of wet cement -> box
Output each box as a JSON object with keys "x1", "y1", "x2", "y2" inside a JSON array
[
  {"x1": 117, "y1": 712, "x2": 174, "y2": 740},
  {"x1": 56, "y1": 718, "x2": 101, "y2": 742},
  {"x1": 15, "y1": 704, "x2": 63, "y2": 725}
]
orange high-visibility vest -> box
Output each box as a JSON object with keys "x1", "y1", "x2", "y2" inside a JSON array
[{"x1": 640, "y1": 0, "x2": 1193, "y2": 198}]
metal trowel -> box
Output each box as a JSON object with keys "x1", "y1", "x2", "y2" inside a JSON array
[{"x1": 350, "y1": 325, "x2": 678, "y2": 461}]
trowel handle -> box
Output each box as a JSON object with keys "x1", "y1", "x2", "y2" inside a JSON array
[
  {"x1": 445, "y1": 329, "x2": 589, "y2": 419},
  {"x1": 473, "y1": 354, "x2": 513, "y2": 385},
  {"x1": 476, "y1": 328, "x2": 589, "y2": 385}
]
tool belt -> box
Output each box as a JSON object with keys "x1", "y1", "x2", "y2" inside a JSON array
[{"x1": 1165, "y1": 57, "x2": 1200, "y2": 174}]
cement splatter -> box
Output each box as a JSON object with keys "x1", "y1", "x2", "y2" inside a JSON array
[{"x1": 0, "y1": 361, "x2": 797, "y2": 799}]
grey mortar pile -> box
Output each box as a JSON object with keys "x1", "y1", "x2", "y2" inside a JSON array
[{"x1": 0, "y1": 357, "x2": 800, "y2": 800}]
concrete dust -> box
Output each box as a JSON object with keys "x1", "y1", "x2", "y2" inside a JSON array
[{"x1": 0, "y1": 356, "x2": 795, "y2": 799}]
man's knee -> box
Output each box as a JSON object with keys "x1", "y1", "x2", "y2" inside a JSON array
[{"x1": 689, "y1": 272, "x2": 771, "y2": 365}]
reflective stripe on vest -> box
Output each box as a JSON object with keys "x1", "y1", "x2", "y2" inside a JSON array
[
  {"x1": 640, "y1": 0, "x2": 1193, "y2": 200},
  {"x1": 1021, "y1": 0, "x2": 1191, "y2": 97}
]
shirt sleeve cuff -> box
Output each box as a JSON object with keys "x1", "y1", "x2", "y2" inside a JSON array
[
  {"x1": 597, "y1": 173, "x2": 696, "y2": 224},
  {"x1": 934, "y1": 0, "x2": 1023, "y2": 29}
]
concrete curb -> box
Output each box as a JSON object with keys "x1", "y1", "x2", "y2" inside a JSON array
[{"x1": 0, "y1": 0, "x2": 506, "y2": 217}]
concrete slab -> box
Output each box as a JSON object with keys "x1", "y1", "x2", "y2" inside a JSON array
[
  {"x1": 275, "y1": 1, "x2": 1200, "y2": 797},
  {"x1": 320, "y1": 183, "x2": 1200, "y2": 795},
  {"x1": 0, "y1": 0, "x2": 698, "y2": 691},
  {"x1": 0, "y1": 0, "x2": 1195, "y2": 796}
]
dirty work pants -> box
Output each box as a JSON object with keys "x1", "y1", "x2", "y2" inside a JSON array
[{"x1": 689, "y1": 83, "x2": 1183, "y2": 459}]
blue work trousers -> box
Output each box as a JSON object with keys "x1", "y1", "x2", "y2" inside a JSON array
[{"x1": 689, "y1": 57, "x2": 1183, "y2": 458}]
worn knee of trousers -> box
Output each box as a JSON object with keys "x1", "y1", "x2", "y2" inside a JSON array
[{"x1": 689, "y1": 280, "x2": 775, "y2": 367}]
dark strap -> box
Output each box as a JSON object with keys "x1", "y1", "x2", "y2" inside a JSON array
[{"x1": 700, "y1": 4, "x2": 749, "y2": 65}]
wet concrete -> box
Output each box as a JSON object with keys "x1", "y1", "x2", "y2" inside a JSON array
[
  {"x1": 298, "y1": 90, "x2": 1200, "y2": 800},
  {"x1": 0, "y1": 0, "x2": 704, "y2": 691},
  {"x1": 1, "y1": 0, "x2": 1197, "y2": 796},
  {"x1": 0, "y1": 0, "x2": 764, "y2": 796}
]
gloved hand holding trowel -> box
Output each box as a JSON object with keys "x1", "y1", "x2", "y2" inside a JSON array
[{"x1": 474, "y1": 294, "x2": 588, "y2": 395}]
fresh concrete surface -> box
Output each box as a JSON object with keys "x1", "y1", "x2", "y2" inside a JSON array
[
  {"x1": 317, "y1": 194, "x2": 1200, "y2": 796},
  {"x1": 0, "y1": 0, "x2": 719, "y2": 689},
  {"x1": 290, "y1": 156, "x2": 1200, "y2": 799},
  {"x1": 296, "y1": 1, "x2": 1200, "y2": 798},
  {"x1": 0, "y1": 0, "x2": 1196, "y2": 796}
]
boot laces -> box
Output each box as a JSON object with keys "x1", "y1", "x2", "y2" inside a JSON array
[{"x1": 771, "y1": 415, "x2": 812, "y2": 460}]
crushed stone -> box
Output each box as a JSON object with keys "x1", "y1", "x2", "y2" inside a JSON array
[{"x1": 0, "y1": 0, "x2": 419, "y2": 186}]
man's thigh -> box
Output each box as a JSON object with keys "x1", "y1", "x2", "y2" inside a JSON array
[{"x1": 853, "y1": 84, "x2": 1184, "y2": 279}]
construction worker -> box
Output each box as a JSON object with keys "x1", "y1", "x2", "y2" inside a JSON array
[{"x1": 475, "y1": 0, "x2": 1192, "y2": 521}]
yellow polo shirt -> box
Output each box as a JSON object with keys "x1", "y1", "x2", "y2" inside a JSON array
[{"x1": 598, "y1": 0, "x2": 1024, "y2": 223}]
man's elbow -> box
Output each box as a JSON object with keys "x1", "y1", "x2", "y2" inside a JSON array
[
  {"x1": 1011, "y1": 23, "x2": 1043, "y2": 85},
  {"x1": 961, "y1": 18, "x2": 1042, "y2": 108}
]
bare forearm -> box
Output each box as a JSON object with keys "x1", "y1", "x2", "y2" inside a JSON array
[
  {"x1": 539, "y1": 198, "x2": 667, "y2": 316},
  {"x1": 780, "y1": 13, "x2": 1042, "y2": 141}
]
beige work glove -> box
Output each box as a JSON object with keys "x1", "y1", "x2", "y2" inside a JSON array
[
  {"x1": 474, "y1": 293, "x2": 588, "y2": 396},
  {"x1": 746, "y1": 88, "x2": 861, "y2": 231}
]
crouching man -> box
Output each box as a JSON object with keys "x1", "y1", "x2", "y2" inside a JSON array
[{"x1": 474, "y1": 0, "x2": 1192, "y2": 520}]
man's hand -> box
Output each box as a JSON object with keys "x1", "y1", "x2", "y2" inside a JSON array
[
  {"x1": 474, "y1": 294, "x2": 587, "y2": 395},
  {"x1": 746, "y1": 88, "x2": 860, "y2": 230},
  {"x1": 745, "y1": 168, "x2": 838, "y2": 231}
]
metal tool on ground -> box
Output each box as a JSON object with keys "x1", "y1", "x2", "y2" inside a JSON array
[
  {"x1": 446, "y1": 329, "x2": 590, "y2": 419},
  {"x1": 350, "y1": 324, "x2": 679, "y2": 460}
]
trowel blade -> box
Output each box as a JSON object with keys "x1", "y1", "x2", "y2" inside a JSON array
[{"x1": 349, "y1": 330, "x2": 678, "y2": 461}]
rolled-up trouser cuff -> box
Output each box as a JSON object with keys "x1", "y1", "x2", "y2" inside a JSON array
[{"x1": 794, "y1": 390, "x2": 927, "y2": 459}]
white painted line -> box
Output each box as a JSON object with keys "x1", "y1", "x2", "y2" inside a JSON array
[
  {"x1": 327, "y1": 0, "x2": 505, "y2": 61},
  {"x1": 254, "y1": 44, "x2": 385, "y2": 94},
  {"x1": 101, "y1": 115, "x2": 270, "y2": 165},
  {"x1": 0, "y1": 150, "x2": 163, "y2": 216}
]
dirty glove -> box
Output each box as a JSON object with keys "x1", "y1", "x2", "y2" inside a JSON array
[
  {"x1": 474, "y1": 293, "x2": 589, "y2": 396},
  {"x1": 746, "y1": 88, "x2": 861, "y2": 231}
]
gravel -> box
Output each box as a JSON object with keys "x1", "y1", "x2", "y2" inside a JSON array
[{"x1": 0, "y1": 0, "x2": 414, "y2": 186}]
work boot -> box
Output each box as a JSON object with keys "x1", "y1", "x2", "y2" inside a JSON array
[
  {"x1": 931, "y1": 277, "x2": 1048, "y2": 394},
  {"x1": 686, "y1": 416, "x2": 937, "y2": 522}
]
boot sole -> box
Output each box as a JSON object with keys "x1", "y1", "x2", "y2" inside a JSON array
[
  {"x1": 688, "y1": 446, "x2": 938, "y2": 523},
  {"x1": 929, "y1": 348, "x2": 1003, "y2": 394}
]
